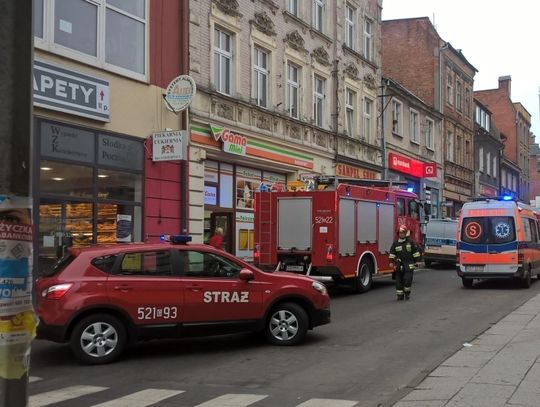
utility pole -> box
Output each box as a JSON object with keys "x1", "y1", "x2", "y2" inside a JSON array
[{"x1": 0, "y1": 1, "x2": 35, "y2": 406}]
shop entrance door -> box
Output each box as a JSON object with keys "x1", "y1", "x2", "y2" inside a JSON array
[{"x1": 210, "y1": 212, "x2": 232, "y2": 253}]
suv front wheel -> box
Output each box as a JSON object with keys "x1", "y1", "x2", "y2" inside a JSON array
[
  {"x1": 265, "y1": 302, "x2": 308, "y2": 346},
  {"x1": 70, "y1": 314, "x2": 127, "y2": 365}
]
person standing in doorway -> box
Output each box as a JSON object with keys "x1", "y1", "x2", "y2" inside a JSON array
[
  {"x1": 208, "y1": 227, "x2": 224, "y2": 250},
  {"x1": 388, "y1": 225, "x2": 422, "y2": 300}
]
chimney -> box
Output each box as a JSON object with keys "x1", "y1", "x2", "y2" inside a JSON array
[{"x1": 498, "y1": 75, "x2": 511, "y2": 95}]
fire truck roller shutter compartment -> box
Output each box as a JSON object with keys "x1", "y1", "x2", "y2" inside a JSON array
[
  {"x1": 378, "y1": 203, "x2": 395, "y2": 253},
  {"x1": 357, "y1": 201, "x2": 377, "y2": 243},
  {"x1": 278, "y1": 198, "x2": 312, "y2": 250},
  {"x1": 339, "y1": 199, "x2": 355, "y2": 256}
]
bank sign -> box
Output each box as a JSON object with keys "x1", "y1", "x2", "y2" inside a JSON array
[
  {"x1": 33, "y1": 59, "x2": 110, "y2": 122},
  {"x1": 210, "y1": 124, "x2": 247, "y2": 156}
]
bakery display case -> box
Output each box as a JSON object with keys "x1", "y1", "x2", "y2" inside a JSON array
[{"x1": 97, "y1": 204, "x2": 119, "y2": 244}]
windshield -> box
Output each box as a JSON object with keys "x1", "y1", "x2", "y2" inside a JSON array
[{"x1": 461, "y1": 216, "x2": 515, "y2": 244}]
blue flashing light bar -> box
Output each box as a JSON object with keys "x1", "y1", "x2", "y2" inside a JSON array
[
  {"x1": 501, "y1": 195, "x2": 513, "y2": 201},
  {"x1": 406, "y1": 187, "x2": 414, "y2": 193},
  {"x1": 160, "y1": 234, "x2": 192, "y2": 244}
]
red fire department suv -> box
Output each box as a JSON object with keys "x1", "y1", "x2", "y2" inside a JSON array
[{"x1": 35, "y1": 235, "x2": 331, "y2": 364}]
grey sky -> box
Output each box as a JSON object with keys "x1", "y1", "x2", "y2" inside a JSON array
[{"x1": 382, "y1": 0, "x2": 540, "y2": 139}]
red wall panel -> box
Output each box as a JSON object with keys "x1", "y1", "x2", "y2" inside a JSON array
[
  {"x1": 145, "y1": 161, "x2": 182, "y2": 181},
  {"x1": 145, "y1": 197, "x2": 181, "y2": 218},
  {"x1": 145, "y1": 217, "x2": 183, "y2": 242}
]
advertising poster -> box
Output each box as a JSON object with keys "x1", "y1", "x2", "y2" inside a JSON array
[
  {"x1": 0, "y1": 195, "x2": 36, "y2": 379},
  {"x1": 116, "y1": 214, "x2": 133, "y2": 243},
  {"x1": 236, "y1": 167, "x2": 261, "y2": 210}
]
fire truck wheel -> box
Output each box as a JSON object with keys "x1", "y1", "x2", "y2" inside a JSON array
[
  {"x1": 354, "y1": 258, "x2": 373, "y2": 293},
  {"x1": 265, "y1": 302, "x2": 308, "y2": 346},
  {"x1": 462, "y1": 277, "x2": 473, "y2": 288}
]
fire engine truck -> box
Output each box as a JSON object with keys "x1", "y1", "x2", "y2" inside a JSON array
[{"x1": 253, "y1": 177, "x2": 423, "y2": 293}]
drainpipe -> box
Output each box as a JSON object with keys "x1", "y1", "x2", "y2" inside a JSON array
[
  {"x1": 439, "y1": 41, "x2": 449, "y2": 215},
  {"x1": 179, "y1": 0, "x2": 189, "y2": 234}
]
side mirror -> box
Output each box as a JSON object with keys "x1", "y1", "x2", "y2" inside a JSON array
[{"x1": 239, "y1": 268, "x2": 255, "y2": 282}]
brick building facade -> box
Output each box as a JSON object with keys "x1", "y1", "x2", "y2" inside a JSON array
[
  {"x1": 475, "y1": 76, "x2": 530, "y2": 201},
  {"x1": 382, "y1": 17, "x2": 476, "y2": 217}
]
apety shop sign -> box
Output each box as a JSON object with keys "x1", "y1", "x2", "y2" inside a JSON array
[{"x1": 210, "y1": 124, "x2": 247, "y2": 156}]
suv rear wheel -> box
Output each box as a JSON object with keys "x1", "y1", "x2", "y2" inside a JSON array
[
  {"x1": 70, "y1": 314, "x2": 127, "y2": 365},
  {"x1": 265, "y1": 302, "x2": 308, "y2": 346}
]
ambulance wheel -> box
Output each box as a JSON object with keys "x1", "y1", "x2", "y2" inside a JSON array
[
  {"x1": 70, "y1": 314, "x2": 126, "y2": 365},
  {"x1": 462, "y1": 277, "x2": 473, "y2": 288},
  {"x1": 521, "y1": 268, "x2": 531, "y2": 288},
  {"x1": 265, "y1": 302, "x2": 308, "y2": 346},
  {"x1": 354, "y1": 258, "x2": 373, "y2": 293}
]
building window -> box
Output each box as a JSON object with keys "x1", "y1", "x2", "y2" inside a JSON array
[
  {"x1": 345, "y1": 5, "x2": 355, "y2": 49},
  {"x1": 392, "y1": 100, "x2": 402, "y2": 136},
  {"x1": 409, "y1": 110, "x2": 419, "y2": 144},
  {"x1": 288, "y1": 0, "x2": 299, "y2": 16},
  {"x1": 456, "y1": 136, "x2": 462, "y2": 163},
  {"x1": 447, "y1": 72, "x2": 453, "y2": 105},
  {"x1": 313, "y1": 75, "x2": 325, "y2": 127},
  {"x1": 479, "y1": 146, "x2": 484, "y2": 172},
  {"x1": 493, "y1": 156, "x2": 497, "y2": 178},
  {"x1": 254, "y1": 47, "x2": 269, "y2": 108},
  {"x1": 287, "y1": 62, "x2": 300, "y2": 119},
  {"x1": 214, "y1": 28, "x2": 233, "y2": 95},
  {"x1": 465, "y1": 88, "x2": 471, "y2": 117},
  {"x1": 34, "y1": 0, "x2": 147, "y2": 79},
  {"x1": 363, "y1": 18, "x2": 372, "y2": 61},
  {"x1": 346, "y1": 89, "x2": 356, "y2": 137},
  {"x1": 456, "y1": 81, "x2": 462, "y2": 111},
  {"x1": 447, "y1": 131, "x2": 454, "y2": 161},
  {"x1": 313, "y1": 0, "x2": 324, "y2": 32},
  {"x1": 486, "y1": 151, "x2": 491, "y2": 176},
  {"x1": 465, "y1": 140, "x2": 471, "y2": 168},
  {"x1": 426, "y1": 118, "x2": 434, "y2": 150},
  {"x1": 363, "y1": 97, "x2": 373, "y2": 142}
]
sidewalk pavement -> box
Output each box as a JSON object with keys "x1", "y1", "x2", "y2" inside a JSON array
[{"x1": 393, "y1": 292, "x2": 540, "y2": 407}]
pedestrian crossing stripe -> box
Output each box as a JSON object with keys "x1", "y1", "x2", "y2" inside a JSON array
[
  {"x1": 29, "y1": 376, "x2": 43, "y2": 383},
  {"x1": 195, "y1": 393, "x2": 268, "y2": 406},
  {"x1": 29, "y1": 385, "x2": 359, "y2": 407},
  {"x1": 296, "y1": 399, "x2": 358, "y2": 407},
  {"x1": 90, "y1": 389, "x2": 185, "y2": 407},
  {"x1": 29, "y1": 385, "x2": 108, "y2": 407}
]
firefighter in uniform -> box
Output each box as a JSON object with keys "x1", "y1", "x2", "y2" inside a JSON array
[{"x1": 389, "y1": 225, "x2": 422, "y2": 300}]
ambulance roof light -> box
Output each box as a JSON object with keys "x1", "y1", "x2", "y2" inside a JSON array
[{"x1": 160, "y1": 234, "x2": 192, "y2": 244}]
